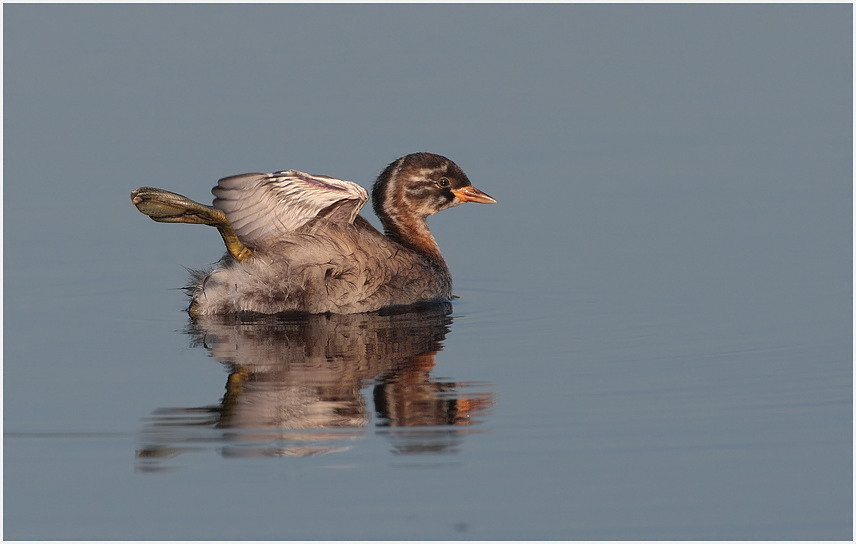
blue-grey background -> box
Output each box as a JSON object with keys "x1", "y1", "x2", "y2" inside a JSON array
[{"x1": 4, "y1": 3, "x2": 852, "y2": 540}]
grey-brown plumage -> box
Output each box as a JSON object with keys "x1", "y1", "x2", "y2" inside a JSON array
[{"x1": 131, "y1": 153, "x2": 495, "y2": 315}]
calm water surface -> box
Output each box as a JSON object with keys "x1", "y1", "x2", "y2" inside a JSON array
[
  {"x1": 4, "y1": 4, "x2": 851, "y2": 541},
  {"x1": 135, "y1": 305, "x2": 495, "y2": 467}
]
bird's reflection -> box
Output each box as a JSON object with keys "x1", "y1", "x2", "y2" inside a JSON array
[{"x1": 136, "y1": 303, "x2": 494, "y2": 469}]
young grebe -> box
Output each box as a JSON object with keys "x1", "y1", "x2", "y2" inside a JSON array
[{"x1": 131, "y1": 153, "x2": 495, "y2": 315}]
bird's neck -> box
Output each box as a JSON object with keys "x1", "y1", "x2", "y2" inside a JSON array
[
  {"x1": 377, "y1": 206, "x2": 446, "y2": 265},
  {"x1": 372, "y1": 164, "x2": 448, "y2": 269}
]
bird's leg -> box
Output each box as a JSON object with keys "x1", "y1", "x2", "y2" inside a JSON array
[{"x1": 130, "y1": 187, "x2": 253, "y2": 262}]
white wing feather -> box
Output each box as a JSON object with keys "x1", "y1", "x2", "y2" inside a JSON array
[{"x1": 212, "y1": 170, "x2": 369, "y2": 248}]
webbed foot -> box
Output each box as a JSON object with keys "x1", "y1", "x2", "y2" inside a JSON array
[{"x1": 131, "y1": 187, "x2": 254, "y2": 262}]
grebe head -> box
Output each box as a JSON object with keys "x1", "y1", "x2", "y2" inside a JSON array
[{"x1": 372, "y1": 153, "x2": 495, "y2": 226}]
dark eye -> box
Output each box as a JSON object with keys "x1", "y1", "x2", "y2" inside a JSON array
[{"x1": 437, "y1": 177, "x2": 451, "y2": 188}]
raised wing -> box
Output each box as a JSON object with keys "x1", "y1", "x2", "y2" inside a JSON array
[{"x1": 212, "y1": 170, "x2": 369, "y2": 248}]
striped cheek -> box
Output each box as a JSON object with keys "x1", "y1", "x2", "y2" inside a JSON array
[{"x1": 404, "y1": 183, "x2": 455, "y2": 215}]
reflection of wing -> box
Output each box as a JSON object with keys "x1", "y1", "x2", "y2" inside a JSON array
[{"x1": 212, "y1": 170, "x2": 369, "y2": 248}]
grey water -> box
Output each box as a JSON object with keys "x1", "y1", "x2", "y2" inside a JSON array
[{"x1": 3, "y1": 4, "x2": 852, "y2": 541}]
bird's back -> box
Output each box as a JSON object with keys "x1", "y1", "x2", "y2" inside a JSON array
[{"x1": 189, "y1": 216, "x2": 452, "y2": 315}]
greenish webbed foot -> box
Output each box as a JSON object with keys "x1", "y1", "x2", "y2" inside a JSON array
[{"x1": 131, "y1": 187, "x2": 254, "y2": 263}]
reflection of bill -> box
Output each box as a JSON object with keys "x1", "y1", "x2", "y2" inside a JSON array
[{"x1": 136, "y1": 304, "x2": 494, "y2": 468}]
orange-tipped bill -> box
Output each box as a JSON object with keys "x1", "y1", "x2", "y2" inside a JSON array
[{"x1": 452, "y1": 186, "x2": 497, "y2": 204}]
